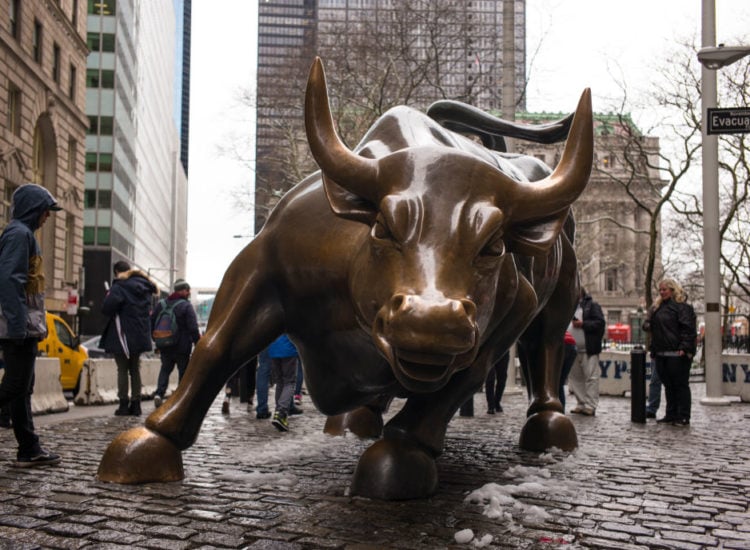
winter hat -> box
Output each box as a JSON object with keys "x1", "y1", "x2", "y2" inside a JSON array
[{"x1": 173, "y1": 279, "x2": 190, "y2": 291}]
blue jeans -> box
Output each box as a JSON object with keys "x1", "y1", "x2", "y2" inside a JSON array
[
  {"x1": 255, "y1": 349, "x2": 271, "y2": 415},
  {"x1": 155, "y1": 350, "x2": 190, "y2": 397},
  {"x1": 646, "y1": 358, "x2": 662, "y2": 414}
]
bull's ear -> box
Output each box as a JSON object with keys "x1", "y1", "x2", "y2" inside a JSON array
[
  {"x1": 506, "y1": 209, "x2": 569, "y2": 255},
  {"x1": 323, "y1": 175, "x2": 378, "y2": 224}
]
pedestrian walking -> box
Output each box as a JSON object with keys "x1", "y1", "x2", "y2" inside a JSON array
[
  {"x1": 100, "y1": 260, "x2": 157, "y2": 416},
  {"x1": 268, "y1": 334, "x2": 299, "y2": 432},
  {"x1": 0, "y1": 183, "x2": 62, "y2": 467},
  {"x1": 485, "y1": 351, "x2": 509, "y2": 414},
  {"x1": 559, "y1": 330, "x2": 578, "y2": 413},
  {"x1": 642, "y1": 278, "x2": 697, "y2": 426},
  {"x1": 569, "y1": 288, "x2": 605, "y2": 416},
  {"x1": 151, "y1": 279, "x2": 201, "y2": 407}
]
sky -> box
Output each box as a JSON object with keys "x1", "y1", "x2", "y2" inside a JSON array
[{"x1": 186, "y1": 0, "x2": 750, "y2": 289}]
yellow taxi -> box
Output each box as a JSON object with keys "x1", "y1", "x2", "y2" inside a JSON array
[{"x1": 38, "y1": 312, "x2": 89, "y2": 393}]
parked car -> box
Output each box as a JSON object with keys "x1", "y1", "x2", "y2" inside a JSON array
[{"x1": 38, "y1": 313, "x2": 88, "y2": 394}]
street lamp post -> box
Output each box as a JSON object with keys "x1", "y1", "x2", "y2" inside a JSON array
[{"x1": 697, "y1": 0, "x2": 750, "y2": 405}]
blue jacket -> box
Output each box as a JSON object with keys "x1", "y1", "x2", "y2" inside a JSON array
[
  {"x1": 0, "y1": 184, "x2": 59, "y2": 340},
  {"x1": 150, "y1": 292, "x2": 201, "y2": 354},
  {"x1": 100, "y1": 269, "x2": 157, "y2": 356},
  {"x1": 267, "y1": 334, "x2": 298, "y2": 358}
]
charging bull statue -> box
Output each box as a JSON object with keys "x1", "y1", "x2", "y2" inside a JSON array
[{"x1": 98, "y1": 58, "x2": 593, "y2": 500}]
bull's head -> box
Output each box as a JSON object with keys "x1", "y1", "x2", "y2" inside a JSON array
[{"x1": 305, "y1": 58, "x2": 593, "y2": 392}]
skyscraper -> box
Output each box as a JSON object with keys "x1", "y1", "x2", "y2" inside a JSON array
[
  {"x1": 255, "y1": 0, "x2": 526, "y2": 231},
  {"x1": 82, "y1": 0, "x2": 189, "y2": 334}
]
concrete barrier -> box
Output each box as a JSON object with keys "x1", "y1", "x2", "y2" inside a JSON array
[
  {"x1": 74, "y1": 356, "x2": 178, "y2": 405},
  {"x1": 597, "y1": 349, "x2": 706, "y2": 396},
  {"x1": 721, "y1": 353, "x2": 750, "y2": 402},
  {"x1": 31, "y1": 357, "x2": 69, "y2": 415}
]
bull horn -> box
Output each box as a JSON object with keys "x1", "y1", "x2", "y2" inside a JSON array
[
  {"x1": 305, "y1": 57, "x2": 378, "y2": 199},
  {"x1": 510, "y1": 89, "x2": 593, "y2": 221}
]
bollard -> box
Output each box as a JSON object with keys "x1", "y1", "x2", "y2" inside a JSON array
[
  {"x1": 630, "y1": 346, "x2": 646, "y2": 423},
  {"x1": 239, "y1": 363, "x2": 249, "y2": 403}
]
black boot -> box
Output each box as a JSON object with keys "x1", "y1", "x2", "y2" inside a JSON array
[
  {"x1": 128, "y1": 400, "x2": 142, "y2": 416},
  {"x1": 114, "y1": 400, "x2": 130, "y2": 416}
]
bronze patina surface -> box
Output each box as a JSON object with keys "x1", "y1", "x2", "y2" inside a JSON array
[{"x1": 98, "y1": 58, "x2": 593, "y2": 500}]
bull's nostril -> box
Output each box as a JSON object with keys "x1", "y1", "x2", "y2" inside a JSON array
[
  {"x1": 459, "y1": 299, "x2": 477, "y2": 319},
  {"x1": 391, "y1": 294, "x2": 406, "y2": 311}
]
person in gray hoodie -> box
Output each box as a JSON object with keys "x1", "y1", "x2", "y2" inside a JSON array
[{"x1": 0, "y1": 183, "x2": 62, "y2": 467}]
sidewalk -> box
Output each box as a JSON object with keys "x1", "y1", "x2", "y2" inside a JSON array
[{"x1": 0, "y1": 384, "x2": 748, "y2": 549}]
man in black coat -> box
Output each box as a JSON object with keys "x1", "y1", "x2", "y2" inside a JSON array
[
  {"x1": 101, "y1": 261, "x2": 157, "y2": 416},
  {"x1": 151, "y1": 279, "x2": 201, "y2": 407}
]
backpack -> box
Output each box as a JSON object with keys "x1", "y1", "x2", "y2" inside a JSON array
[{"x1": 151, "y1": 299, "x2": 184, "y2": 349}]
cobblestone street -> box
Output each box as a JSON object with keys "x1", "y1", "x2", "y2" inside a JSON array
[{"x1": 0, "y1": 384, "x2": 748, "y2": 549}]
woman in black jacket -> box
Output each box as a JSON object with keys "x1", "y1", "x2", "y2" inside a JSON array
[{"x1": 642, "y1": 278, "x2": 697, "y2": 426}]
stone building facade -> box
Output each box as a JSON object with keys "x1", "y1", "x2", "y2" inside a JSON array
[
  {"x1": 516, "y1": 112, "x2": 665, "y2": 338},
  {"x1": 1, "y1": 0, "x2": 88, "y2": 316}
]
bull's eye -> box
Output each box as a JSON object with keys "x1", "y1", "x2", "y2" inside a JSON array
[{"x1": 479, "y1": 236, "x2": 505, "y2": 259}]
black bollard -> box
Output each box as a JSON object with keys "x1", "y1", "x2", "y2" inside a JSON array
[
  {"x1": 459, "y1": 396, "x2": 474, "y2": 417},
  {"x1": 630, "y1": 346, "x2": 646, "y2": 423}
]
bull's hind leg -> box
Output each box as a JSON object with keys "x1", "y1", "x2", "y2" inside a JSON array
[
  {"x1": 98, "y1": 246, "x2": 283, "y2": 483},
  {"x1": 517, "y1": 336, "x2": 577, "y2": 452}
]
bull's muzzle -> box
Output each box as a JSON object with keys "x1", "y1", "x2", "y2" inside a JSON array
[{"x1": 373, "y1": 293, "x2": 478, "y2": 390}]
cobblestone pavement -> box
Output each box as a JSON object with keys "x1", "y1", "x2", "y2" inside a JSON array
[{"x1": 0, "y1": 384, "x2": 748, "y2": 549}]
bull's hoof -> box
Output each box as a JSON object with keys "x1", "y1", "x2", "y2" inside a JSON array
[
  {"x1": 519, "y1": 410, "x2": 578, "y2": 452},
  {"x1": 97, "y1": 426, "x2": 184, "y2": 484},
  {"x1": 323, "y1": 407, "x2": 383, "y2": 438},
  {"x1": 350, "y1": 438, "x2": 438, "y2": 500}
]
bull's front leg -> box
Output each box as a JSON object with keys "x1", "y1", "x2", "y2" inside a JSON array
[
  {"x1": 349, "y1": 357, "x2": 491, "y2": 500},
  {"x1": 98, "y1": 247, "x2": 283, "y2": 484}
]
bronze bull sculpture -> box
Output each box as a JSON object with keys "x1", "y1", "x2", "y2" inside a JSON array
[{"x1": 98, "y1": 58, "x2": 593, "y2": 500}]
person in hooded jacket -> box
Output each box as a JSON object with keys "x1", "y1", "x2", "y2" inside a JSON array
[
  {"x1": 100, "y1": 260, "x2": 157, "y2": 416},
  {"x1": 0, "y1": 183, "x2": 62, "y2": 467},
  {"x1": 151, "y1": 278, "x2": 201, "y2": 407},
  {"x1": 642, "y1": 278, "x2": 696, "y2": 426},
  {"x1": 569, "y1": 287, "x2": 606, "y2": 416}
]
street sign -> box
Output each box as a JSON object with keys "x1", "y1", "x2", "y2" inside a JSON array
[{"x1": 707, "y1": 108, "x2": 750, "y2": 135}]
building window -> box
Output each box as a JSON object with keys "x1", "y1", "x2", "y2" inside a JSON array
[
  {"x1": 98, "y1": 190, "x2": 112, "y2": 208},
  {"x1": 10, "y1": 0, "x2": 21, "y2": 40},
  {"x1": 85, "y1": 152, "x2": 114, "y2": 172},
  {"x1": 83, "y1": 226, "x2": 95, "y2": 244},
  {"x1": 33, "y1": 19, "x2": 42, "y2": 64},
  {"x1": 88, "y1": 115, "x2": 114, "y2": 135},
  {"x1": 72, "y1": 0, "x2": 79, "y2": 27},
  {"x1": 605, "y1": 268, "x2": 619, "y2": 292},
  {"x1": 88, "y1": 0, "x2": 117, "y2": 15},
  {"x1": 53, "y1": 43, "x2": 61, "y2": 83},
  {"x1": 7, "y1": 84, "x2": 22, "y2": 136},
  {"x1": 87, "y1": 32, "x2": 115, "y2": 52},
  {"x1": 97, "y1": 227, "x2": 111, "y2": 245},
  {"x1": 86, "y1": 68, "x2": 114, "y2": 88},
  {"x1": 69, "y1": 64, "x2": 76, "y2": 99},
  {"x1": 68, "y1": 138, "x2": 77, "y2": 174}
]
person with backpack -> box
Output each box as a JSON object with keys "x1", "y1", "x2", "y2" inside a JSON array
[
  {"x1": 151, "y1": 279, "x2": 201, "y2": 407},
  {"x1": 101, "y1": 261, "x2": 158, "y2": 416}
]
